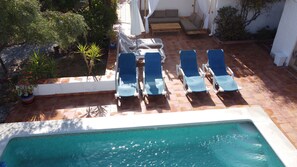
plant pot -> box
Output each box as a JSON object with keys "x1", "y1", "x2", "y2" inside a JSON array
[
  {"x1": 20, "y1": 94, "x2": 34, "y2": 104},
  {"x1": 109, "y1": 43, "x2": 117, "y2": 49}
]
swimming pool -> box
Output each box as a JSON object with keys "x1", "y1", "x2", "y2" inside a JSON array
[
  {"x1": 0, "y1": 106, "x2": 296, "y2": 166},
  {"x1": 0, "y1": 121, "x2": 284, "y2": 167}
]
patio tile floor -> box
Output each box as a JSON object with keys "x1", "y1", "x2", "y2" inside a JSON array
[{"x1": 6, "y1": 33, "x2": 297, "y2": 147}]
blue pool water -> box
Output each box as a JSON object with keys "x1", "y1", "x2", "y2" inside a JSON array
[{"x1": 1, "y1": 121, "x2": 284, "y2": 167}]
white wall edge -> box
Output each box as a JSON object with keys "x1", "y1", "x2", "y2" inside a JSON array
[{"x1": 33, "y1": 77, "x2": 115, "y2": 96}]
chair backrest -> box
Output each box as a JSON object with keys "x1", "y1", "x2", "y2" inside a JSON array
[
  {"x1": 118, "y1": 53, "x2": 136, "y2": 77},
  {"x1": 145, "y1": 52, "x2": 162, "y2": 80},
  {"x1": 207, "y1": 49, "x2": 228, "y2": 76},
  {"x1": 180, "y1": 50, "x2": 199, "y2": 77},
  {"x1": 119, "y1": 31, "x2": 134, "y2": 46}
]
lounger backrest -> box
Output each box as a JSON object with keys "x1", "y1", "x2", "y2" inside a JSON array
[
  {"x1": 118, "y1": 53, "x2": 136, "y2": 79},
  {"x1": 207, "y1": 49, "x2": 228, "y2": 76},
  {"x1": 180, "y1": 50, "x2": 199, "y2": 77},
  {"x1": 145, "y1": 53, "x2": 162, "y2": 80},
  {"x1": 119, "y1": 31, "x2": 134, "y2": 46}
]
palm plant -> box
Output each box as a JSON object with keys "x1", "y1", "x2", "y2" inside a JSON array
[{"x1": 77, "y1": 43, "x2": 102, "y2": 75}]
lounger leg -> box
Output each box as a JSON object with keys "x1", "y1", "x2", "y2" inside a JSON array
[
  {"x1": 213, "y1": 78, "x2": 218, "y2": 94},
  {"x1": 116, "y1": 97, "x2": 121, "y2": 107},
  {"x1": 176, "y1": 65, "x2": 180, "y2": 77}
]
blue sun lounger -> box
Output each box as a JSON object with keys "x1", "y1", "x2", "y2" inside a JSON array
[
  {"x1": 203, "y1": 49, "x2": 241, "y2": 93},
  {"x1": 143, "y1": 52, "x2": 167, "y2": 96},
  {"x1": 176, "y1": 50, "x2": 208, "y2": 93},
  {"x1": 115, "y1": 53, "x2": 139, "y2": 98}
]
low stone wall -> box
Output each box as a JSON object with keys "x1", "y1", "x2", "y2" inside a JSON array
[{"x1": 33, "y1": 69, "x2": 115, "y2": 96}]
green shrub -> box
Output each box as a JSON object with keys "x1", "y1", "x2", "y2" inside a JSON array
[
  {"x1": 80, "y1": 0, "x2": 118, "y2": 46},
  {"x1": 215, "y1": 6, "x2": 248, "y2": 41},
  {"x1": 25, "y1": 52, "x2": 57, "y2": 82},
  {"x1": 43, "y1": 11, "x2": 88, "y2": 48}
]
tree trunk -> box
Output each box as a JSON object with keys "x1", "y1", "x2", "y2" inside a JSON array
[
  {"x1": 0, "y1": 45, "x2": 8, "y2": 75},
  {"x1": 0, "y1": 57, "x2": 8, "y2": 75}
]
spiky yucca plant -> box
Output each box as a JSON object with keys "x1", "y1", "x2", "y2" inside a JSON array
[{"x1": 77, "y1": 43, "x2": 102, "y2": 75}]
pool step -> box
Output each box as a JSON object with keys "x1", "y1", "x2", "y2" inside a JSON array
[
  {"x1": 236, "y1": 123, "x2": 259, "y2": 137},
  {"x1": 211, "y1": 138, "x2": 269, "y2": 167},
  {"x1": 213, "y1": 147, "x2": 268, "y2": 167}
]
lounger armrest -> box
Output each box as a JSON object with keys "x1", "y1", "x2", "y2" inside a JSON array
[
  {"x1": 159, "y1": 49, "x2": 166, "y2": 63},
  {"x1": 176, "y1": 64, "x2": 180, "y2": 76},
  {"x1": 159, "y1": 43, "x2": 164, "y2": 49},
  {"x1": 208, "y1": 68, "x2": 215, "y2": 76},
  {"x1": 136, "y1": 67, "x2": 139, "y2": 89},
  {"x1": 142, "y1": 67, "x2": 146, "y2": 95},
  {"x1": 208, "y1": 68, "x2": 218, "y2": 93},
  {"x1": 226, "y1": 66, "x2": 234, "y2": 78},
  {"x1": 135, "y1": 67, "x2": 140, "y2": 97},
  {"x1": 114, "y1": 71, "x2": 119, "y2": 98},
  {"x1": 199, "y1": 68, "x2": 205, "y2": 78},
  {"x1": 161, "y1": 66, "x2": 167, "y2": 95},
  {"x1": 115, "y1": 70, "x2": 119, "y2": 89},
  {"x1": 202, "y1": 63, "x2": 209, "y2": 73},
  {"x1": 143, "y1": 67, "x2": 145, "y2": 82},
  {"x1": 179, "y1": 68, "x2": 187, "y2": 90}
]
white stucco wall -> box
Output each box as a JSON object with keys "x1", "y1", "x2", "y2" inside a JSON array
[
  {"x1": 196, "y1": 0, "x2": 284, "y2": 34},
  {"x1": 271, "y1": 0, "x2": 297, "y2": 66},
  {"x1": 155, "y1": 0, "x2": 194, "y2": 16},
  {"x1": 217, "y1": 0, "x2": 237, "y2": 8},
  {"x1": 140, "y1": 0, "x2": 194, "y2": 16},
  {"x1": 216, "y1": 0, "x2": 284, "y2": 33},
  {"x1": 33, "y1": 79, "x2": 115, "y2": 96},
  {"x1": 247, "y1": 1, "x2": 285, "y2": 33},
  {"x1": 139, "y1": 0, "x2": 284, "y2": 34}
]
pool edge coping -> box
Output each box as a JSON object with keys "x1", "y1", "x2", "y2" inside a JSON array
[{"x1": 0, "y1": 106, "x2": 296, "y2": 166}]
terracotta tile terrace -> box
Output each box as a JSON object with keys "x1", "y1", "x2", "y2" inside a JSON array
[{"x1": 6, "y1": 33, "x2": 297, "y2": 147}]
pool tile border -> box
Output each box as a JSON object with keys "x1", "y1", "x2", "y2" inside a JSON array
[{"x1": 0, "y1": 106, "x2": 296, "y2": 166}]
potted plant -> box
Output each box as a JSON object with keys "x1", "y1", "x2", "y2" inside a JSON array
[
  {"x1": 15, "y1": 77, "x2": 36, "y2": 104},
  {"x1": 15, "y1": 51, "x2": 56, "y2": 104}
]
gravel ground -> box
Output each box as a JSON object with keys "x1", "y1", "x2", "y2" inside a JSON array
[{"x1": 1, "y1": 44, "x2": 53, "y2": 72}]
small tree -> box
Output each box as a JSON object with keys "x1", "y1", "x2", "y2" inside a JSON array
[
  {"x1": 43, "y1": 11, "x2": 88, "y2": 48},
  {"x1": 215, "y1": 0, "x2": 281, "y2": 40},
  {"x1": 239, "y1": 0, "x2": 282, "y2": 28},
  {"x1": 215, "y1": 7, "x2": 247, "y2": 41},
  {"x1": 0, "y1": 0, "x2": 88, "y2": 75},
  {"x1": 81, "y1": 0, "x2": 118, "y2": 45}
]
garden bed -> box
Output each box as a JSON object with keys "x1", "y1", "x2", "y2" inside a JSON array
[
  {"x1": 55, "y1": 51, "x2": 108, "y2": 77},
  {"x1": 33, "y1": 48, "x2": 116, "y2": 96}
]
